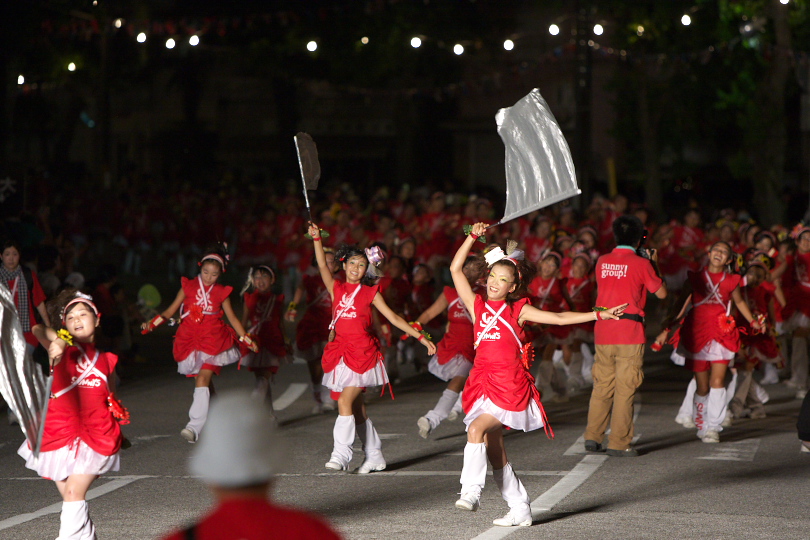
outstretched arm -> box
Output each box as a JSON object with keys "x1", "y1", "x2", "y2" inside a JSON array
[
  {"x1": 308, "y1": 222, "x2": 335, "y2": 298},
  {"x1": 373, "y1": 293, "x2": 437, "y2": 355},
  {"x1": 416, "y1": 294, "x2": 449, "y2": 326},
  {"x1": 518, "y1": 303, "x2": 627, "y2": 326},
  {"x1": 222, "y1": 297, "x2": 249, "y2": 338},
  {"x1": 450, "y1": 222, "x2": 485, "y2": 318}
]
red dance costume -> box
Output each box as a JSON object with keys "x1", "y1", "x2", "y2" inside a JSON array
[
  {"x1": 564, "y1": 276, "x2": 595, "y2": 343},
  {"x1": 427, "y1": 287, "x2": 475, "y2": 381},
  {"x1": 321, "y1": 280, "x2": 388, "y2": 394},
  {"x1": 19, "y1": 344, "x2": 122, "y2": 480},
  {"x1": 462, "y1": 296, "x2": 547, "y2": 432},
  {"x1": 240, "y1": 290, "x2": 287, "y2": 372},
  {"x1": 782, "y1": 251, "x2": 810, "y2": 329},
  {"x1": 162, "y1": 498, "x2": 343, "y2": 540},
  {"x1": 173, "y1": 276, "x2": 240, "y2": 376},
  {"x1": 677, "y1": 270, "x2": 742, "y2": 370},
  {"x1": 295, "y1": 272, "x2": 334, "y2": 352},
  {"x1": 737, "y1": 279, "x2": 781, "y2": 364},
  {"x1": 527, "y1": 274, "x2": 567, "y2": 343}
]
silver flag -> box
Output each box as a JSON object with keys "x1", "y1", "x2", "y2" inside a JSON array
[
  {"x1": 0, "y1": 283, "x2": 50, "y2": 456},
  {"x1": 496, "y1": 88, "x2": 580, "y2": 224}
]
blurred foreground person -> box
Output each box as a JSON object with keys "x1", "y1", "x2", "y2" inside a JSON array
[{"x1": 160, "y1": 391, "x2": 343, "y2": 540}]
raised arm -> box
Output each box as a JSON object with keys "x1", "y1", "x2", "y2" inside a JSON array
[
  {"x1": 308, "y1": 222, "x2": 335, "y2": 298},
  {"x1": 518, "y1": 303, "x2": 627, "y2": 326},
  {"x1": 373, "y1": 293, "x2": 436, "y2": 355},
  {"x1": 416, "y1": 293, "x2": 449, "y2": 326},
  {"x1": 450, "y1": 222, "x2": 485, "y2": 317}
]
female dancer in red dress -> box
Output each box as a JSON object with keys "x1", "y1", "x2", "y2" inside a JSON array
[
  {"x1": 307, "y1": 223, "x2": 436, "y2": 473},
  {"x1": 287, "y1": 248, "x2": 341, "y2": 413},
  {"x1": 22, "y1": 291, "x2": 123, "y2": 539},
  {"x1": 239, "y1": 266, "x2": 289, "y2": 414},
  {"x1": 414, "y1": 256, "x2": 486, "y2": 438},
  {"x1": 561, "y1": 252, "x2": 595, "y2": 392},
  {"x1": 669, "y1": 241, "x2": 760, "y2": 442},
  {"x1": 451, "y1": 223, "x2": 626, "y2": 527},
  {"x1": 142, "y1": 244, "x2": 256, "y2": 442},
  {"x1": 527, "y1": 251, "x2": 570, "y2": 400},
  {"x1": 778, "y1": 225, "x2": 810, "y2": 398}
]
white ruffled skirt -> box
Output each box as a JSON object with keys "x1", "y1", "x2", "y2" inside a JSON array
[
  {"x1": 677, "y1": 340, "x2": 735, "y2": 361},
  {"x1": 177, "y1": 346, "x2": 240, "y2": 375},
  {"x1": 240, "y1": 350, "x2": 289, "y2": 369},
  {"x1": 463, "y1": 396, "x2": 545, "y2": 433},
  {"x1": 784, "y1": 312, "x2": 810, "y2": 333},
  {"x1": 428, "y1": 353, "x2": 473, "y2": 382},
  {"x1": 18, "y1": 438, "x2": 120, "y2": 481},
  {"x1": 323, "y1": 358, "x2": 389, "y2": 393}
]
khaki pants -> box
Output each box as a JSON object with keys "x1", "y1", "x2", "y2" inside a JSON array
[{"x1": 584, "y1": 344, "x2": 644, "y2": 450}]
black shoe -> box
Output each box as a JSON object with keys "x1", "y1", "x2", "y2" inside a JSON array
[
  {"x1": 606, "y1": 447, "x2": 639, "y2": 457},
  {"x1": 584, "y1": 440, "x2": 605, "y2": 452}
]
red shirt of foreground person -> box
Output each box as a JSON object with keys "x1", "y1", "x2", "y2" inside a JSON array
[{"x1": 161, "y1": 391, "x2": 342, "y2": 540}]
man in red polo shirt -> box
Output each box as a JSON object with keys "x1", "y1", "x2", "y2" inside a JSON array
[{"x1": 583, "y1": 215, "x2": 666, "y2": 457}]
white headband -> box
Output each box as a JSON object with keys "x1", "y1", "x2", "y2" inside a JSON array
[{"x1": 61, "y1": 292, "x2": 99, "y2": 323}]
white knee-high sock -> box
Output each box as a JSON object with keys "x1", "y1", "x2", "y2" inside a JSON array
[
  {"x1": 425, "y1": 389, "x2": 460, "y2": 429},
  {"x1": 726, "y1": 370, "x2": 738, "y2": 406},
  {"x1": 693, "y1": 392, "x2": 708, "y2": 436},
  {"x1": 459, "y1": 442, "x2": 488, "y2": 498},
  {"x1": 493, "y1": 463, "x2": 531, "y2": 520},
  {"x1": 357, "y1": 418, "x2": 384, "y2": 464},
  {"x1": 57, "y1": 500, "x2": 95, "y2": 540},
  {"x1": 452, "y1": 391, "x2": 464, "y2": 414},
  {"x1": 707, "y1": 387, "x2": 727, "y2": 432},
  {"x1": 329, "y1": 415, "x2": 355, "y2": 468},
  {"x1": 678, "y1": 378, "x2": 697, "y2": 419},
  {"x1": 187, "y1": 387, "x2": 210, "y2": 434},
  {"x1": 791, "y1": 336, "x2": 809, "y2": 388}
]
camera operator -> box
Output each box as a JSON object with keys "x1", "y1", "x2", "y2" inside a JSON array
[{"x1": 583, "y1": 215, "x2": 666, "y2": 457}]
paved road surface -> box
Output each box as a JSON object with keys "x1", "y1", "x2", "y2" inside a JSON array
[{"x1": 1, "y1": 346, "x2": 808, "y2": 539}]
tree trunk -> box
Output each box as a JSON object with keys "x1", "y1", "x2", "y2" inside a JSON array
[
  {"x1": 748, "y1": 0, "x2": 791, "y2": 226},
  {"x1": 638, "y1": 73, "x2": 663, "y2": 218}
]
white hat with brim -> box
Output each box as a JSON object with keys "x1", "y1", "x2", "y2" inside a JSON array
[{"x1": 189, "y1": 391, "x2": 287, "y2": 487}]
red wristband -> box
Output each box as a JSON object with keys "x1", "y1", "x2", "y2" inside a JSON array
[
  {"x1": 312, "y1": 236, "x2": 322, "y2": 242},
  {"x1": 470, "y1": 233, "x2": 480, "y2": 240}
]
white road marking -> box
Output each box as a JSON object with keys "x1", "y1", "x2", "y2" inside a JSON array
[
  {"x1": 564, "y1": 396, "x2": 641, "y2": 455},
  {"x1": 0, "y1": 475, "x2": 153, "y2": 532},
  {"x1": 272, "y1": 383, "x2": 309, "y2": 410},
  {"x1": 131, "y1": 435, "x2": 171, "y2": 444},
  {"x1": 698, "y1": 438, "x2": 760, "y2": 462},
  {"x1": 274, "y1": 470, "x2": 569, "y2": 477},
  {"x1": 471, "y1": 455, "x2": 608, "y2": 539}
]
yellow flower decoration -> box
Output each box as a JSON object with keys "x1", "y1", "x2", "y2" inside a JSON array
[{"x1": 57, "y1": 329, "x2": 74, "y2": 346}]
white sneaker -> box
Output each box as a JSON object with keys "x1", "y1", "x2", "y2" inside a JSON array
[
  {"x1": 455, "y1": 492, "x2": 480, "y2": 512},
  {"x1": 417, "y1": 417, "x2": 432, "y2": 439},
  {"x1": 721, "y1": 410, "x2": 733, "y2": 428},
  {"x1": 675, "y1": 414, "x2": 696, "y2": 428},
  {"x1": 492, "y1": 510, "x2": 532, "y2": 527},
  {"x1": 180, "y1": 427, "x2": 198, "y2": 443},
  {"x1": 447, "y1": 409, "x2": 459, "y2": 421},
  {"x1": 701, "y1": 430, "x2": 720, "y2": 443},
  {"x1": 357, "y1": 460, "x2": 386, "y2": 474},
  {"x1": 325, "y1": 460, "x2": 348, "y2": 471}
]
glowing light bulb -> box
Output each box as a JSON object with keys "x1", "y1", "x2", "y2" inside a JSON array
[
  {"x1": 503, "y1": 39, "x2": 514, "y2": 51},
  {"x1": 411, "y1": 37, "x2": 422, "y2": 48},
  {"x1": 453, "y1": 44, "x2": 464, "y2": 55},
  {"x1": 17, "y1": 75, "x2": 24, "y2": 85},
  {"x1": 682, "y1": 15, "x2": 692, "y2": 26},
  {"x1": 114, "y1": 18, "x2": 123, "y2": 29},
  {"x1": 549, "y1": 24, "x2": 560, "y2": 36},
  {"x1": 137, "y1": 32, "x2": 146, "y2": 43},
  {"x1": 189, "y1": 35, "x2": 200, "y2": 46},
  {"x1": 361, "y1": 36, "x2": 369, "y2": 45},
  {"x1": 68, "y1": 62, "x2": 76, "y2": 72},
  {"x1": 307, "y1": 41, "x2": 318, "y2": 52},
  {"x1": 637, "y1": 25, "x2": 645, "y2": 36},
  {"x1": 166, "y1": 38, "x2": 176, "y2": 49},
  {"x1": 593, "y1": 24, "x2": 604, "y2": 36}
]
